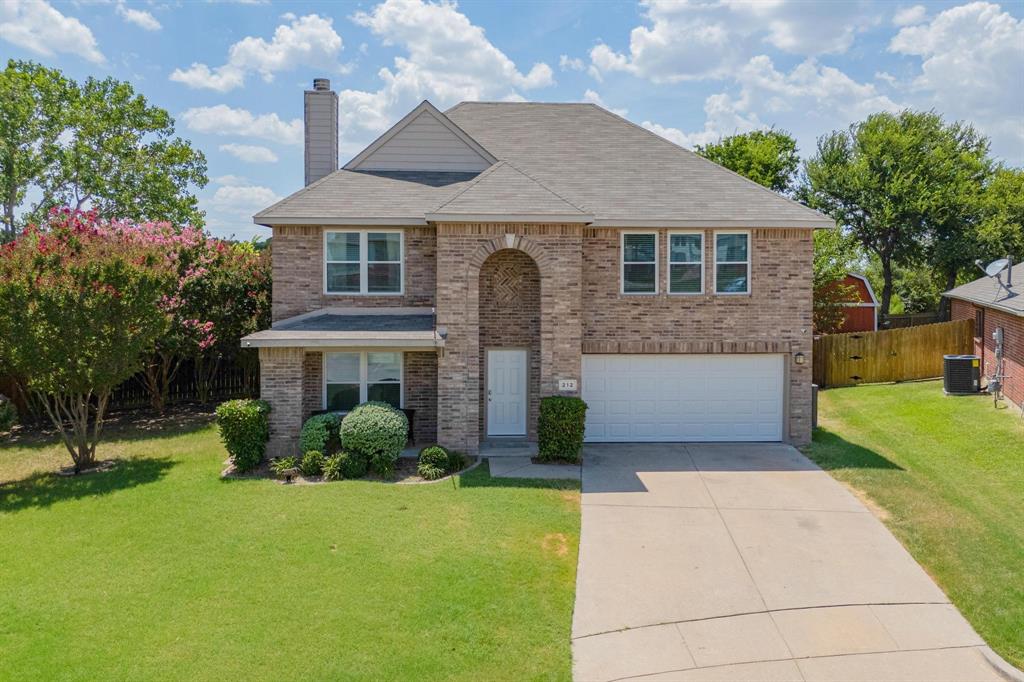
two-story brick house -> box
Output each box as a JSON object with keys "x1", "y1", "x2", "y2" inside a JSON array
[{"x1": 242, "y1": 79, "x2": 834, "y2": 456}]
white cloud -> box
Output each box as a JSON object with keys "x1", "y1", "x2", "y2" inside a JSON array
[
  {"x1": 0, "y1": 0, "x2": 104, "y2": 63},
  {"x1": 588, "y1": 0, "x2": 877, "y2": 83},
  {"x1": 582, "y1": 89, "x2": 628, "y2": 117},
  {"x1": 892, "y1": 4, "x2": 927, "y2": 26},
  {"x1": 559, "y1": 54, "x2": 584, "y2": 71},
  {"x1": 181, "y1": 105, "x2": 303, "y2": 145},
  {"x1": 890, "y1": 1, "x2": 1024, "y2": 162},
  {"x1": 170, "y1": 13, "x2": 342, "y2": 92},
  {"x1": 116, "y1": 1, "x2": 160, "y2": 31},
  {"x1": 340, "y1": 0, "x2": 554, "y2": 137},
  {"x1": 219, "y1": 143, "x2": 279, "y2": 163},
  {"x1": 210, "y1": 184, "x2": 282, "y2": 217},
  {"x1": 212, "y1": 174, "x2": 251, "y2": 187}
]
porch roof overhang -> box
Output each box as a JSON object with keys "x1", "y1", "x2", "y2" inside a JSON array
[{"x1": 240, "y1": 307, "x2": 446, "y2": 349}]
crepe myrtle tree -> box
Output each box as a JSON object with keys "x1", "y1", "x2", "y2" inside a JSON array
[{"x1": 0, "y1": 209, "x2": 170, "y2": 471}]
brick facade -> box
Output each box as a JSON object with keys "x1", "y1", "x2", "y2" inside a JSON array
[
  {"x1": 271, "y1": 225, "x2": 436, "y2": 322},
  {"x1": 259, "y1": 346, "x2": 305, "y2": 457},
  {"x1": 581, "y1": 227, "x2": 814, "y2": 444},
  {"x1": 260, "y1": 223, "x2": 814, "y2": 455},
  {"x1": 478, "y1": 249, "x2": 541, "y2": 440},
  {"x1": 951, "y1": 299, "x2": 1024, "y2": 407}
]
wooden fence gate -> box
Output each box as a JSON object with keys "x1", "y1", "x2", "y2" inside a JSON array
[{"x1": 813, "y1": 319, "x2": 974, "y2": 388}]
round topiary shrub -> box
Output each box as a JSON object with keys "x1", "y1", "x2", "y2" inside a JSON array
[
  {"x1": 340, "y1": 402, "x2": 408, "y2": 479},
  {"x1": 300, "y1": 450, "x2": 325, "y2": 477},
  {"x1": 215, "y1": 399, "x2": 271, "y2": 472},
  {"x1": 299, "y1": 413, "x2": 342, "y2": 455},
  {"x1": 417, "y1": 445, "x2": 449, "y2": 480}
]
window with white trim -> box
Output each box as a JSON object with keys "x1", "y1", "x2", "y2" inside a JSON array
[
  {"x1": 325, "y1": 230, "x2": 403, "y2": 294},
  {"x1": 715, "y1": 232, "x2": 750, "y2": 294},
  {"x1": 324, "y1": 351, "x2": 402, "y2": 411},
  {"x1": 621, "y1": 232, "x2": 658, "y2": 294},
  {"x1": 669, "y1": 231, "x2": 704, "y2": 294}
]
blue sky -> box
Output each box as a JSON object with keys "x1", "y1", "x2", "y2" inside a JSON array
[{"x1": 2, "y1": 0, "x2": 1022, "y2": 240}]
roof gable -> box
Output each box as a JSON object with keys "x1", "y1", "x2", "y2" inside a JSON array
[
  {"x1": 427, "y1": 161, "x2": 591, "y2": 223},
  {"x1": 345, "y1": 100, "x2": 496, "y2": 173}
]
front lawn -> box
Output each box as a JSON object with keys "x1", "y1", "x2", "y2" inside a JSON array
[
  {"x1": 806, "y1": 381, "x2": 1024, "y2": 669},
  {"x1": 0, "y1": 415, "x2": 580, "y2": 681}
]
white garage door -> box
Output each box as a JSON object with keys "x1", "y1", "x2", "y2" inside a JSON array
[{"x1": 582, "y1": 354, "x2": 785, "y2": 442}]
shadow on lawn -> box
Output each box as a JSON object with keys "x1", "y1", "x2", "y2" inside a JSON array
[
  {"x1": 806, "y1": 426, "x2": 904, "y2": 471},
  {"x1": 0, "y1": 457, "x2": 176, "y2": 513},
  {"x1": 1, "y1": 408, "x2": 215, "y2": 452},
  {"x1": 458, "y1": 460, "x2": 581, "y2": 491}
]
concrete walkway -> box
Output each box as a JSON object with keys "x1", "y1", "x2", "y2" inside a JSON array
[{"x1": 572, "y1": 443, "x2": 1015, "y2": 682}]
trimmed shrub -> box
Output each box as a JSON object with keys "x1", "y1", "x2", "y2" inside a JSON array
[
  {"x1": 215, "y1": 399, "x2": 270, "y2": 472},
  {"x1": 446, "y1": 450, "x2": 468, "y2": 473},
  {"x1": 322, "y1": 453, "x2": 345, "y2": 481},
  {"x1": 270, "y1": 456, "x2": 297, "y2": 476},
  {"x1": 537, "y1": 396, "x2": 588, "y2": 463},
  {"x1": 340, "y1": 450, "x2": 369, "y2": 479},
  {"x1": 340, "y1": 402, "x2": 408, "y2": 479},
  {"x1": 0, "y1": 396, "x2": 16, "y2": 434},
  {"x1": 417, "y1": 445, "x2": 449, "y2": 480},
  {"x1": 300, "y1": 450, "x2": 325, "y2": 477},
  {"x1": 299, "y1": 413, "x2": 341, "y2": 455}
]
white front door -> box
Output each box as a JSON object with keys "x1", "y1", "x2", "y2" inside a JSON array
[{"x1": 487, "y1": 349, "x2": 527, "y2": 436}]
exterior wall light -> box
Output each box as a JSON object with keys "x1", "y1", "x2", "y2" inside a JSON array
[{"x1": 794, "y1": 352, "x2": 806, "y2": 365}]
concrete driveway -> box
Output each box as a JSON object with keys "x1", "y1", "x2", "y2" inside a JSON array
[{"x1": 572, "y1": 443, "x2": 1014, "y2": 682}]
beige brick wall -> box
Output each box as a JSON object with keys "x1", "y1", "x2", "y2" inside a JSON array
[
  {"x1": 435, "y1": 223, "x2": 583, "y2": 453},
  {"x1": 404, "y1": 351, "x2": 438, "y2": 445},
  {"x1": 258, "y1": 346, "x2": 305, "y2": 458},
  {"x1": 478, "y1": 249, "x2": 541, "y2": 440},
  {"x1": 581, "y1": 227, "x2": 814, "y2": 445},
  {"x1": 271, "y1": 225, "x2": 436, "y2": 322}
]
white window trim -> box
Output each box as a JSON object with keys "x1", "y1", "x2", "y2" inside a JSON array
[
  {"x1": 322, "y1": 350, "x2": 404, "y2": 412},
  {"x1": 323, "y1": 229, "x2": 405, "y2": 296},
  {"x1": 620, "y1": 230, "x2": 659, "y2": 295},
  {"x1": 667, "y1": 230, "x2": 705, "y2": 295},
  {"x1": 713, "y1": 230, "x2": 751, "y2": 295}
]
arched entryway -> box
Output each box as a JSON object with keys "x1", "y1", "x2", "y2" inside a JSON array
[{"x1": 478, "y1": 248, "x2": 541, "y2": 440}]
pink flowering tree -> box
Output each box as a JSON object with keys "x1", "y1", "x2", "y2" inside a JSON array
[{"x1": 0, "y1": 209, "x2": 171, "y2": 471}]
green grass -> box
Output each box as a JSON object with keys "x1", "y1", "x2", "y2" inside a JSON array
[
  {"x1": 806, "y1": 381, "x2": 1024, "y2": 669},
  {"x1": 0, "y1": 416, "x2": 580, "y2": 681}
]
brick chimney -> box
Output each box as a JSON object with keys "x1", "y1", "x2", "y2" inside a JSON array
[{"x1": 304, "y1": 78, "x2": 338, "y2": 186}]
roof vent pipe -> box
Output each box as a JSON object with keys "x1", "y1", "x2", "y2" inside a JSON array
[{"x1": 304, "y1": 78, "x2": 338, "y2": 185}]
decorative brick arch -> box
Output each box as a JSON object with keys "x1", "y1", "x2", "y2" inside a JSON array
[{"x1": 467, "y1": 234, "x2": 554, "y2": 274}]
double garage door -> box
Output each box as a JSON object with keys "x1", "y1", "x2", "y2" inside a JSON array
[{"x1": 582, "y1": 354, "x2": 785, "y2": 442}]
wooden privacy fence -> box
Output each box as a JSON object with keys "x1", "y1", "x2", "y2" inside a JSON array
[{"x1": 814, "y1": 319, "x2": 974, "y2": 388}]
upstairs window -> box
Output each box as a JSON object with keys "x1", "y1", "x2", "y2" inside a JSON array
[
  {"x1": 715, "y1": 231, "x2": 750, "y2": 294},
  {"x1": 621, "y1": 232, "x2": 658, "y2": 294},
  {"x1": 325, "y1": 230, "x2": 403, "y2": 294},
  {"x1": 669, "y1": 232, "x2": 704, "y2": 294}
]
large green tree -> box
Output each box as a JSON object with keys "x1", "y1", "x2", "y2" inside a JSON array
[
  {"x1": 696, "y1": 129, "x2": 800, "y2": 193},
  {"x1": 802, "y1": 110, "x2": 992, "y2": 322},
  {"x1": 0, "y1": 60, "x2": 207, "y2": 242}
]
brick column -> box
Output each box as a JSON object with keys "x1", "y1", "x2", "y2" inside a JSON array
[
  {"x1": 539, "y1": 236, "x2": 583, "y2": 396},
  {"x1": 259, "y1": 346, "x2": 305, "y2": 458}
]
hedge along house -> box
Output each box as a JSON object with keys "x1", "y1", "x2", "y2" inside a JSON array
[{"x1": 242, "y1": 79, "x2": 835, "y2": 457}]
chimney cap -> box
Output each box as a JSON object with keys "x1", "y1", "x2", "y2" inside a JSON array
[{"x1": 312, "y1": 78, "x2": 331, "y2": 91}]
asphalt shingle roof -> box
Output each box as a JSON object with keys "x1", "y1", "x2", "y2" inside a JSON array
[
  {"x1": 427, "y1": 161, "x2": 590, "y2": 220},
  {"x1": 255, "y1": 102, "x2": 833, "y2": 228},
  {"x1": 944, "y1": 262, "x2": 1023, "y2": 317}
]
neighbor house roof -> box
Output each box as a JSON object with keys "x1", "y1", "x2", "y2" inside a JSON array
[
  {"x1": 255, "y1": 101, "x2": 834, "y2": 228},
  {"x1": 240, "y1": 308, "x2": 445, "y2": 348},
  {"x1": 944, "y1": 262, "x2": 1023, "y2": 317}
]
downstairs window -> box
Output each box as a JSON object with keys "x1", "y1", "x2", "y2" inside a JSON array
[{"x1": 324, "y1": 351, "x2": 402, "y2": 411}]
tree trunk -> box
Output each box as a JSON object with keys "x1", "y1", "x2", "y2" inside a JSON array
[
  {"x1": 936, "y1": 267, "x2": 958, "y2": 321},
  {"x1": 878, "y1": 256, "x2": 895, "y2": 327}
]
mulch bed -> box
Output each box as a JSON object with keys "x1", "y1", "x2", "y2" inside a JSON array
[
  {"x1": 221, "y1": 456, "x2": 473, "y2": 485},
  {"x1": 55, "y1": 459, "x2": 119, "y2": 477}
]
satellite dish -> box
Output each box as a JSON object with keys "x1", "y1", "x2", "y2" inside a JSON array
[{"x1": 984, "y1": 258, "x2": 1010, "y2": 277}]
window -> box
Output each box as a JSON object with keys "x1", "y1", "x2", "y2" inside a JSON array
[
  {"x1": 621, "y1": 232, "x2": 657, "y2": 294},
  {"x1": 974, "y1": 308, "x2": 984, "y2": 339},
  {"x1": 715, "y1": 231, "x2": 750, "y2": 294},
  {"x1": 325, "y1": 230, "x2": 403, "y2": 294},
  {"x1": 669, "y1": 232, "x2": 704, "y2": 294},
  {"x1": 324, "y1": 351, "x2": 402, "y2": 411}
]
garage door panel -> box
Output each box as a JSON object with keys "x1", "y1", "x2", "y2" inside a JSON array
[{"x1": 582, "y1": 354, "x2": 784, "y2": 443}]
